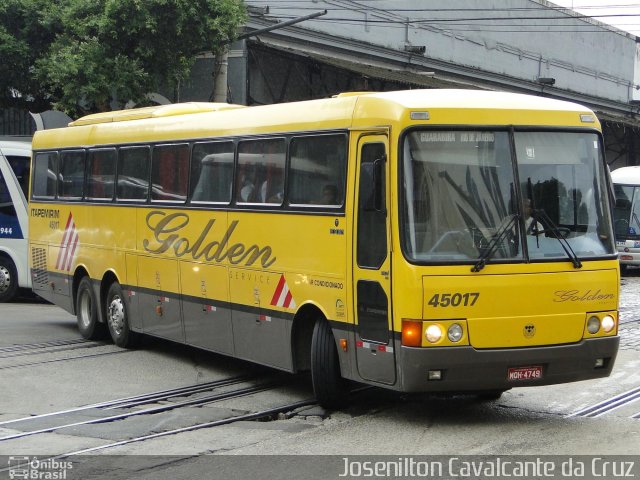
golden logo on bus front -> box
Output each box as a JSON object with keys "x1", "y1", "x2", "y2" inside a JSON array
[{"x1": 143, "y1": 211, "x2": 276, "y2": 268}]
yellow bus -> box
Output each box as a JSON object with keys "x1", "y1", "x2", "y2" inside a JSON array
[{"x1": 29, "y1": 90, "x2": 619, "y2": 407}]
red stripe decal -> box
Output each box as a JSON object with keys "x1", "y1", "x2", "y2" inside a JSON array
[
  {"x1": 64, "y1": 231, "x2": 79, "y2": 271},
  {"x1": 283, "y1": 290, "x2": 293, "y2": 308},
  {"x1": 270, "y1": 275, "x2": 286, "y2": 306},
  {"x1": 56, "y1": 214, "x2": 74, "y2": 270}
]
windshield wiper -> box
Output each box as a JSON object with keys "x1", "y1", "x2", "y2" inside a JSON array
[
  {"x1": 471, "y1": 214, "x2": 518, "y2": 272},
  {"x1": 533, "y1": 208, "x2": 582, "y2": 269}
]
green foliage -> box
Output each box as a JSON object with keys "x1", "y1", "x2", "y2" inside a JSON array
[{"x1": 0, "y1": 0, "x2": 246, "y2": 116}]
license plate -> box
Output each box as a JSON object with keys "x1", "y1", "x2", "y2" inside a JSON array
[{"x1": 508, "y1": 366, "x2": 543, "y2": 381}]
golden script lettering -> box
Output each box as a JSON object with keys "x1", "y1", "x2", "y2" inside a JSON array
[{"x1": 143, "y1": 211, "x2": 276, "y2": 268}]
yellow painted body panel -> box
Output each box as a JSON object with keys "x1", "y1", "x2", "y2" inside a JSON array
[
  {"x1": 29, "y1": 204, "x2": 134, "y2": 283},
  {"x1": 180, "y1": 261, "x2": 229, "y2": 303},
  {"x1": 29, "y1": 202, "x2": 349, "y2": 324},
  {"x1": 418, "y1": 264, "x2": 618, "y2": 348}
]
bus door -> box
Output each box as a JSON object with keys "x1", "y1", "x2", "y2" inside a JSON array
[{"x1": 353, "y1": 133, "x2": 396, "y2": 385}]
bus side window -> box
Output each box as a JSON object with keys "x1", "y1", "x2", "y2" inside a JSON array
[
  {"x1": 117, "y1": 147, "x2": 150, "y2": 201},
  {"x1": 59, "y1": 150, "x2": 85, "y2": 199},
  {"x1": 190, "y1": 141, "x2": 234, "y2": 203},
  {"x1": 151, "y1": 144, "x2": 189, "y2": 202},
  {"x1": 288, "y1": 134, "x2": 347, "y2": 206},
  {"x1": 236, "y1": 138, "x2": 285, "y2": 205},
  {"x1": 87, "y1": 149, "x2": 116, "y2": 200},
  {"x1": 32, "y1": 152, "x2": 57, "y2": 199}
]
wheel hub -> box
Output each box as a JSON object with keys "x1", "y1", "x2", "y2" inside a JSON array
[
  {"x1": 108, "y1": 296, "x2": 125, "y2": 335},
  {"x1": 0, "y1": 266, "x2": 9, "y2": 293}
]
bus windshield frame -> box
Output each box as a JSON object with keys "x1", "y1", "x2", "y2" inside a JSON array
[{"x1": 400, "y1": 127, "x2": 616, "y2": 266}]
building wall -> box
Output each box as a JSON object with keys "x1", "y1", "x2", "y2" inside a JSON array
[{"x1": 243, "y1": 1, "x2": 639, "y2": 112}]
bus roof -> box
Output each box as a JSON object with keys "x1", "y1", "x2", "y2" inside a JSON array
[
  {"x1": 611, "y1": 166, "x2": 640, "y2": 186},
  {"x1": 0, "y1": 138, "x2": 31, "y2": 156},
  {"x1": 33, "y1": 89, "x2": 599, "y2": 150}
]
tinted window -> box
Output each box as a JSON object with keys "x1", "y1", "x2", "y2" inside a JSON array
[
  {"x1": 32, "y1": 152, "x2": 57, "y2": 198},
  {"x1": 6, "y1": 155, "x2": 30, "y2": 199},
  {"x1": 117, "y1": 147, "x2": 150, "y2": 201},
  {"x1": 236, "y1": 138, "x2": 285, "y2": 204},
  {"x1": 151, "y1": 144, "x2": 189, "y2": 202},
  {"x1": 190, "y1": 142, "x2": 234, "y2": 203},
  {"x1": 87, "y1": 149, "x2": 116, "y2": 200},
  {"x1": 59, "y1": 150, "x2": 85, "y2": 198},
  {"x1": 289, "y1": 134, "x2": 347, "y2": 206}
]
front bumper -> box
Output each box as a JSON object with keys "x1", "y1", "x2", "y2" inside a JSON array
[{"x1": 397, "y1": 336, "x2": 619, "y2": 392}]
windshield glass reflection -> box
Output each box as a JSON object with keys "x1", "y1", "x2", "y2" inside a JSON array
[{"x1": 401, "y1": 130, "x2": 615, "y2": 265}]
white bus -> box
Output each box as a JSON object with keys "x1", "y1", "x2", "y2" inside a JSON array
[
  {"x1": 611, "y1": 165, "x2": 640, "y2": 273},
  {"x1": 0, "y1": 137, "x2": 31, "y2": 301}
]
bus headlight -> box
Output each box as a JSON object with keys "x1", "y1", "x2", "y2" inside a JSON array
[
  {"x1": 425, "y1": 324, "x2": 443, "y2": 343},
  {"x1": 587, "y1": 316, "x2": 600, "y2": 334},
  {"x1": 601, "y1": 315, "x2": 616, "y2": 333},
  {"x1": 447, "y1": 323, "x2": 463, "y2": 343}
]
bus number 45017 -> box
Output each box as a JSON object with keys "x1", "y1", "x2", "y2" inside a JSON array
[{"x1": 427, "y1": 292, "x2": 480, "y2": 308}]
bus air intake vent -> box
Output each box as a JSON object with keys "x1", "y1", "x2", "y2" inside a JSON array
[{"x1": 31, "y1": 247, "x2": 48, "y2": 287}]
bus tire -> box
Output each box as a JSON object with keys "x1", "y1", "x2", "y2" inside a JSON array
[
  {"x1": 76, "y1": 276, "x2": 105, "y2": 340},
  {"x1": 0, "y1": 256, "x2": 18, "y2": 303},
  {"x1": 311, "y1": 318, "x2": 349, "y2": 409},
  {"x1": 105, "y1": 281, "x2": 139, "y2": 348}
]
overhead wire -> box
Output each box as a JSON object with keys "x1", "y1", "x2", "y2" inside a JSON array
[
  {"x1": 247, "y1": 2, "x2": 640, "y2": 33},
  {"x1": 255, "y1": 12, "x2": 640, "y2": 34}
]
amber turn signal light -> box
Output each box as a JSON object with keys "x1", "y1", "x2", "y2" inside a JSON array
[{"x1": 402, "y1": 319, "x2": 422, "y2": 347}]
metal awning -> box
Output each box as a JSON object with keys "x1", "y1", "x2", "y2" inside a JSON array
[
  {"x1": 249, "y1": 37, "x2": 640, "y2": 130},
  {"x1": 251, "y1": 37, "x2": 480, "y2": 91}
]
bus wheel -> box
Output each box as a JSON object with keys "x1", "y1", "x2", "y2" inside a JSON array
[
  {"x1": 106, "y1": 282, "x2": 139, "y2": 348},
  {"x1": 311, "y1": 318, "x2": 349, "y2": 409},
  {"x1": 76, "y1": 277, "x2": 105, "y2": 340},
  {"x1": 0, "y1": 257, "x2": 18, "y2": 303}
]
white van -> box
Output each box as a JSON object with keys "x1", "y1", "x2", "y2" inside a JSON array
[{"x1": 0, "y1": 137, "x2": 31, "y2": 301}]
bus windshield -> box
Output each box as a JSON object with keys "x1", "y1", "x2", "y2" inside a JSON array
[
  {"x1": 613, "y1": 184, "x2": 640, "y2": 240},
  {"x1": 401, "y1": 130, "x2": 615, "y2": 264}
]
